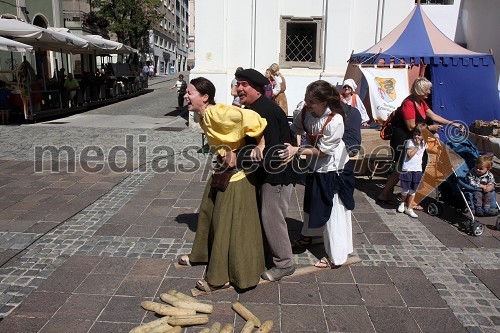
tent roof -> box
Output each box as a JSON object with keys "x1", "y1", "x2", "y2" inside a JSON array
[{"x1": 350, "y1": 5, "x2": 494, "y2": 65}]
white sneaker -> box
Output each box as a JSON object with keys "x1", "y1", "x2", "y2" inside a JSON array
[
  {"x1": 404, "y1": 208, "x2": 418, "y2": 218},
  {"x1": 397, "y1": 203, "x2": 405, "y2": 213}
]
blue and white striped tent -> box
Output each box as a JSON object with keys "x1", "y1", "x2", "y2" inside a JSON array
[{"x1": 348, "y1": 4, "x2": 499, "y2": 127}]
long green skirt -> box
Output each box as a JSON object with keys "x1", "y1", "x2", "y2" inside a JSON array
[{"x1": 189, "y1": 175, "x2": 264, "y2": 290}]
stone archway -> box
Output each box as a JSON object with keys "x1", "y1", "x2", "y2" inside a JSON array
[{"x1": 31, "y1": 15, "x2": 50, "y2": 81}]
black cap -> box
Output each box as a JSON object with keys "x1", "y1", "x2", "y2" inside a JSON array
[{"x1": 235, "y1": 68, "x2": 269, "y2": 88}]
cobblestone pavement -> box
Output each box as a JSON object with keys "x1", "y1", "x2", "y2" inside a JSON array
[{"x1": 0, "y1": 76, "x2": 499, "y2": 332}]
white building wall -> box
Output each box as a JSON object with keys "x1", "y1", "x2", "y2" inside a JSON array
[
  {"x1": 461, "y1": 0, "x2": 500, "y2": 86},
  {"x1": 193, "y1": 0, "x2": 468, "y2": 116}
]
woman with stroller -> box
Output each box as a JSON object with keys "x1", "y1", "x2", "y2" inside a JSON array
[
  {"x1": 466, "y1": 154, "x2": 497, "y2": 217},
  {"x1": 377, "y1": 77, "x2": 460, "y2": 209},
  {"x1": 397, "y1": 123, "x2": 428, "y2": 218}
]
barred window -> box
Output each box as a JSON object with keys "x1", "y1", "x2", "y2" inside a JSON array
[{"x1": 280, "y1": 16, "x2": 323, "y2": 69}]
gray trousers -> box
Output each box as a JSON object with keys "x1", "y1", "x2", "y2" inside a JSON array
[{"x1": 260, "y1": 183, "x2": 294, "y2": 269}]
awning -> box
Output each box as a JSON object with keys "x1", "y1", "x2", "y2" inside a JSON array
[
  {"x1": 0, "y1": 17, "x2": 42, "y2": 39},
  {"x1": 14, "y1": 27, "x2": 88, "y2": 52},
  {"x1": 79, "y1": 35, "x2": 137, "y2": 54},
  {"x1": 0, "y1": 17, "x2": 136, "y2": 54},
  {"x1": 0, "y1": 36, "x2": 33, "y2": 52}
]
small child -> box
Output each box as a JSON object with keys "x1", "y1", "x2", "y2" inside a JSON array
[
  {"x1": 466, "y1": 154, "x2": 496, "y2": 217},
  {"x1": 397, "y1": 123, "x2": 427, "y2": 218}
]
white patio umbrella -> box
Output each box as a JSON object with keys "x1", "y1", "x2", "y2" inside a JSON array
[
  {"x1": 79, "y1": 34, "x2": 137, "y2": 54},
  {"x1": 0, "y1": 17, "x2": 42, "y2": 38},
  {"x1": 0, "y1": 17, "x2": 89, "y2": 53},
  {"x1": 46, "y1": 27, "x2": 89, "y2": 53},
  {"x1": 0, "y1": 36, "x2": 33, "y2": 52},
  {"x1": 15, "y1": 27, "x2": 88, "y2": 52}
]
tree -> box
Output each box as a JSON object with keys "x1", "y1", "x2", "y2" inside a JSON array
[{"x1": 90, "y1": 0, "x2": 163, "y2": 55}]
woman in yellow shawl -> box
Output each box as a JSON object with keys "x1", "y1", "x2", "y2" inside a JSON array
[{"x1": 178, "y1": 77, "x2": 267, "y2": 292}]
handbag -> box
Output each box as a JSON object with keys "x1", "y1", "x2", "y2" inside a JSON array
[{"x1": 211, "y1": 168, "x2": 237, "y2": 192}]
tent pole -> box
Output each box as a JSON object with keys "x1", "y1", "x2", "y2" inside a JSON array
[
  {"x1": 60, "y1": 49, "x2": 64, "y2": 70},
  {"x1": 379, "y1": 0, "x2": 386, "y2": 42},
  {"x1": 10, "y1": 51, "x2": 14, "y2": 81},
  {"x1": 40, "y1": 60, "x2": 47, "y2": 91},
  {"x1": 375, "y1": 0, "x2": 381, "y2": 43}
]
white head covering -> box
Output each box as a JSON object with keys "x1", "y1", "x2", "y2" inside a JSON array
[{"x1": 342, "y1": 79, "x2": 357, "y2": 91}]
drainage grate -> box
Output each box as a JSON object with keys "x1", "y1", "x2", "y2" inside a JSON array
[
  {"x1": 45, "y1": 122, "x2": 69, "y2": 124},
  {"x1": 154, "y1": 127, "x2": 185, "y2": 131}
]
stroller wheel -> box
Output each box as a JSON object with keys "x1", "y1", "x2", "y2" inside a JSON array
[
  {"x1": 472, "y1": 222, "x2": 484, "y2": 236},
  {"x1": 427, "y1": 202, "x2": 442, "y2": 216}
]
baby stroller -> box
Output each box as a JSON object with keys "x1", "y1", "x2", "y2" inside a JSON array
[{"x1": 426, "y1": 137, "x2": 498, "y2": 236}]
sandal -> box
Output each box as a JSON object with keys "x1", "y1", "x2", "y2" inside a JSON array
[
  {"x1": 314, "y1": 257, "x2": 341, "y2": 269},
  {"x1": 195, "y1": 279, "x2": 231, "y2": 292},
  {"x1": 291, "y1": 235, "x2": 323, "y2": 248},
  {"x1": 412, "y1": 205, "x2": 424, "y2": 211},
  {"x1": 177, "y1": 255, "x2": 191, "y2": 266}
]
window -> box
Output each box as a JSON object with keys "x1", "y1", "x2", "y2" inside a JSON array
[{"x1": 280, "y1": 16, "x2": 323, "y2": 69}]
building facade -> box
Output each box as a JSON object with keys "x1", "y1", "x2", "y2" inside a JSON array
[
  {"x1": 149, "y1": 0, "x2": 177, "y2": 75},
  {"x1": 187, "y1": 0, "x2": 195, "y2": 69},
  {"x1": 174, "y1": 0, "x2": 189, "y2": 73},
  {"x1": 0, "y1": 0, "x2": 63, "y2": 79},
  {"x1": 147, "y1": 0, "x2": 189, "y2": 75},
  {"x1": 192, "y1": 0, "x2": 500, "y2": 115}
]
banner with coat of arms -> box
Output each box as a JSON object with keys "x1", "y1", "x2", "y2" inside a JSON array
[{"x1": 359, "y1": 66, "x2": 409, "y2": 122}]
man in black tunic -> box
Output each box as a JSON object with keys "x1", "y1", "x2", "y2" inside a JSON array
[{"x1": 233, "y1": 68, "x2": 298, "y2": 281}]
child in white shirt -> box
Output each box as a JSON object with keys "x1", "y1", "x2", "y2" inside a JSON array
[{"x1": 397, "y1": 123, "x2": 427, "y2": 218}]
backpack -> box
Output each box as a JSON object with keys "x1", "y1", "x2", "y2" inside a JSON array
[
  {"x1": 380, "y1": 99, "x2": 421, "y2": 140},
  {"x1": 379, "y1": 108, "x2": 398, "y2": 140}
]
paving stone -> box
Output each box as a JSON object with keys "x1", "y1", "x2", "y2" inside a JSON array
[
  {"x1": 367, "y1": 306, "x2": 421, "y2": 333},
  {"x1": 40, "y1": 318, "x2": 94, "y2": 333},
  {"x1": 88, "y1": 321, "x2": 137, "y2": 333},
  {"x1": 97, "y1": 296, "x2": 149, "y2": 324},
  {"x1": 351, "y1": 266, "x2": 392, "y2": 284},
  {"x1": 115, "y1": 274, "x2": 163, "y2": 297},
  {"x1": 238, "y1": 281, "x2": 280, "y2": 304},
  {"x1": 0, "y1": 316, "x2": 47, "y2": 333},
  {"x1": 74, "y1": 273, "x2": 126, "y2": 295},
  {"x1": 324, "y1": 305, "x2": 375, "y2": 333},
  {"x1": 280, "y1": 305, "x2": 327, "y2": 332},
  {"x1": 318, "y1": 283, "x2": 363, "y2": 306},
  {"x1": 52, "y1": 294, "x2": 110, "y2": 320},
  {"x1": 279, "y1": 282, "x2": 321, "y2": 305},
  {"x1": 9, "y1": 291, "x2": 69, "y2": 319}
]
